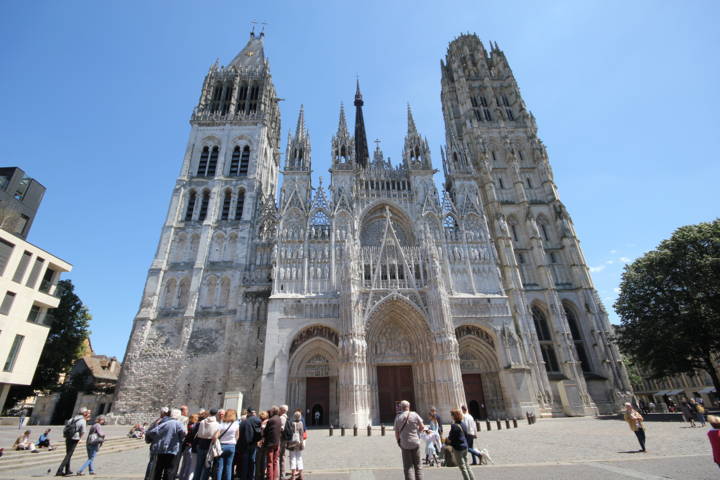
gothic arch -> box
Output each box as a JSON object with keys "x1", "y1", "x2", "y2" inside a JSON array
[
  {"x1": 359, "y1": 203, "x2": 415, "y2": 247},
  {"x1": 199, "y1": 135, "x2": 221, "y2": 147},
  {"x1": 162, "y1": 278, "x2": 177, "y2": 308},
  {"x1": 288, "y1": 324, "x2": 340, "y2": 357},
  {"x1": 455, "y1": 324, "x2": 499, "y2": 373}
]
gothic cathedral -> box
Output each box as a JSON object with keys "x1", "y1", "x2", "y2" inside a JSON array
[{"x1": 113, "y1": 32, "x2": 632, "y2": 425}]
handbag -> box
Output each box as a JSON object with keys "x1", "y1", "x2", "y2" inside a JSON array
[
  {"x1": 205, "y1": 422, "x2": 233, "y2": 467},
  {"x1": 302, "y1": 430, "x2": 308, "y2": 440}
]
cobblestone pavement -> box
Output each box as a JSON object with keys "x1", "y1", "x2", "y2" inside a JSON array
[{"x1": 2, "y1": 417, "x2": 718, "y2": 479}]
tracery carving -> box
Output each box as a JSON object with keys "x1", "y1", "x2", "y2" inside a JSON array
[
  {"x1": 289, "y1": 325, "x2": 339, "y2": 356},
  {"x1": 455, "y1": 325, "x2": 495, "y2": 348}
]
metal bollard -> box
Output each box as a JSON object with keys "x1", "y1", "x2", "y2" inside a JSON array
[
  {"x1": 475, "y1": 420, "x2": 481, "y2": 433},
  {"x1": 353, "y1": 424, "x2": 358, "y2": 436},
  {"x1": 341, "y1": 425, "x2": 345, "y2": 436},
  {"x1": 367, "y1": 425, "x2": 372, "y2": 436},
  {"x1": 329, "y1": 424, "x2": 334, "y2": 436},
  {"x1": 526, "y1": 411, "x2": 530, "y2": 424},
  {"x1": 512, "y1": 418, "x2": 518, "y2": 428},
  {"x1": 485, "y1": 419, "x2": 491, "y2": 431},
  {"x1": 496, "y1": 419, "x2": 502, "y2": 430},
  {"x1": 381, "y1": 424, "x2": 386, "y2": 436},
  {"x1": 505, "y1": 418, "x2": 510, "y2": 429}
]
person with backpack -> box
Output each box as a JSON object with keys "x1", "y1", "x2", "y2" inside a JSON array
[
  {"x1": 76, "y1": 415, "x2": 106, "y2": 476},
  {"x1": 55, "y1": 407, "x2": 90, "y2": 476},
  {"x1": 285, "y1": 411, "x2": 305, "y2": 480}
]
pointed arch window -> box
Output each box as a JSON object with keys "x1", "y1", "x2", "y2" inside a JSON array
[
  {"x1": 564, "y1": 302, "x2": 591, "y2": 372},
  {"x1": 207, "y1": 146, "x2": 219, "y2": 176},
  {"x1": 197, "y1": 147, "x2": 210, "y2": 176},
  {"x1": 248, "y1": 85, "x2": 259, "y2": 113},
  {"x1": 532, "y1": 305, "x2": 559, "y2": 373},
  {"x1": 444, "y1": 215, "x2": 460, "y2": 241},
  {"x1": 220, "y1": 82, "x2": 232, "y2": 115},
  {"x1": 239, "y1": 146, "x2": 250, "y2": 176},
  {"x1": 184, "y1": 190, "x2": 197, "y2": 221},
  {"x1": 230, "y1": 146, "x2": 241, "y2": 176},
  {"x1": 236, "y1": 83, "x2": 249, "y2": 112},
  {"x1": 221, "y1": 189, "x2": 232, "y2": 220},
  {"x1": 198, "y1": 190, "x2": 210, "y2": 221},
  {"x1": 235, "y1": 190, "x2": 245, "y2": 220}
]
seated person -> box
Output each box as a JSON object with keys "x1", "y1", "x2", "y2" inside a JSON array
[
  {"x1": 13, "y1": 431, "x2": 38, "y2": 452},
  {"x1": 36, "y1": 428, "x2": 53, "y2": 450}
]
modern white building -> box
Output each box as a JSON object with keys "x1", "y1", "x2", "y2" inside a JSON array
[
  {"x1": 0, "y1": 227, "x2": 72, "y2": 409},
  {"x1": 114, "y1": 32, "x2": 632, "y2": 425}
]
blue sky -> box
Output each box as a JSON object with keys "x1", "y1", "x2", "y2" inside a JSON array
[{"x1": 1, "y1": 1, "x2": 718, "y2": 359}]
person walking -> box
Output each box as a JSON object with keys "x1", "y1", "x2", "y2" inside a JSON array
[
  {"x1": 18, "y1": 408, "x2": 27, "y2": 430},
  {"x1": 707, "y1": 415, "x2": 720, "y2": 470},
  {"x1": 680, "y1": 400, "x2": 696, "y2": 427},
  {"x1": 624, "y1": 402, "x2": 647, "y2": 452},
  {"x1": 260, "y1": 407, "x2": 282, "y2": 480},
  {"x1": 146, "y1": 408, "x2": 186, "y2": 480},
  {"x1": 215, "y1": 409, "x2": 239, "y2": 480},
  {"x1": 193, "y1": 409, "x2": 219, "y2": 480},
  {"x1": 77, "y1": 415, "x2": 107, "y2": 475},
  {"x1": 56, "y1": 407, "x2": 90, "y2": 476},
  {"x1": 394, "y1": 400, "x2": 425, "y2": 480},
  {"x1": 237, "y1": 408, "x2": 261, "y2": 480},
  {"x1": 286, "y1": 411, "x2": 305, "y2": 480},
  {"x1": 691, "y1": 399, "x2": 706, "y2": 427},
  {"x1": 446, "y1": 408, "x2": 476, "y2": 480},
  {"x1": 460, "y1": 405, "x2": 480, "y2": 465}
]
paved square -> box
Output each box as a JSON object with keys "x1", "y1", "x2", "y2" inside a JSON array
[{"x1": 1, "y1": 417, "x2": 717, "y2": 479}]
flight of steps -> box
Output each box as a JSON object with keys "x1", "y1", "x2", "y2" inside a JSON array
[{"x1": 0, "y1": 437, "x2": 145, "y2": 472}]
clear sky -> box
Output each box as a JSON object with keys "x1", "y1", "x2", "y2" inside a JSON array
[{"x1": 1, "y1": 1, "x2": 718, "y2": 359}]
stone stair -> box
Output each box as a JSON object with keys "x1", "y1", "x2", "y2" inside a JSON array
[{"x1": 0, "y1": 437, "x2": 145, "y2": 472}]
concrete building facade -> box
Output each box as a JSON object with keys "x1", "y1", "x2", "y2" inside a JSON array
[{"x1": 113, "y1": 33, "x2": 632, "y2": 425}]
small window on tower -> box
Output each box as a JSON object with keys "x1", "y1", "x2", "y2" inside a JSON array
[
  {"x1": 185, "y1": 190, "x2": 196, "y2": 221},
  {"x1": 498, "y1": 177, "x2": 505, "y2": 189},
  {"x1": 506, "y1": 108, "x2": 514, "y2": 121},
  {"x1": 207, "y1": 146, "x2": 219, "y2": 176},
  {"x1": 511, "y1": 224, "x2": 518, "y2": 242},
  {"x1": 239, "y1": 146, "x2": 250, "y2": 176},
  {"x1": 235, "y1": 190, "x2": 245, "y2": 220},
  {"x1": 230, "y1": 146, "x2": 241, "y2": 176},
  {"x1": 197, "y1": 146, "x2": 209, "y2": 176},
  {"x1": 526, "y1": 178, "x2": 533, "y2": 189},
  {"x1": 198, "y1": 190, "x2": 210, "y2": 221},
  {"x1": 221, "y1": 189, "x2": 232, "y2": 221}
]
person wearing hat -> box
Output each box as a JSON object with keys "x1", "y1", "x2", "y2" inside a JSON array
[
  {"x1": 193, "y1": 408, "x2": 219, "y2": 480},
  {"x1": 623, "y1": 402, "x2": 647, "y2": 452},
  {"x1": 237, "y1": 408, "x2": 261, "y2": 480},
  {"x1": 707, "y1": 415, "x2": 720, "y2": 470}
]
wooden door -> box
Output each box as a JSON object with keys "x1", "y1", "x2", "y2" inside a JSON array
[
  {"x1": 462, "y1": 373, "x2": 488, "y2": 420},
  {"x1": 306, "y1": 377, "x2": 329, "y2": 426},
  {"x1": 377, "y1": 366, "x2": 415, "y2": 423}
]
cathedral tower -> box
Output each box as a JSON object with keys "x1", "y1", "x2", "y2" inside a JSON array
[
  {"x1": 440, "y1": 33, "x2": 632, "y2": 414},
  {"x1": 113, "y1": 32, "x2": 281, "y2": 418}
]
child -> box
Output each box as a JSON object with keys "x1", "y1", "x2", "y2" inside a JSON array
[
  {"x1": 708, "y1": 415, "x2": 720, "y2": 470},
  {"x1": 420, "y1": 428, "x2": 442, "y2": 466}
]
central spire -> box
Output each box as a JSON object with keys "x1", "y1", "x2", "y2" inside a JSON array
[{"x1": 354, "y1": 79, "x2": 370, "y2": 168}]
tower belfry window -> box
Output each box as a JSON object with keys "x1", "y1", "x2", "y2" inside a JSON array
[
  {"x1": 198, "y1": 190, "x2": 210, "y2": 221},
  {"x1": 239, "y1": 146, "x2": 250, "y2": 176},
  {"x1": 185, "y1": 190, "x2": 196, "y2": 221},
  {"x1": 221, "y1": 189, "x2": 232, "y2": 220},
  {"x1": 220, "y1": 83, "x2": 232, "y2": 115},
  {"x1": 207, "y1": 146, "x2": 219, "y2": 176},
  {"x1": 236, "y1": 84, "x2": 248, "y2": 113},
  {"x1": 230, "y1": 146, "x2": 241, "y2": 176},
  {"x1": 248, "y1": 85, "x2": 260, "y2": 113},
  {"x1": 235, "y1": 190, "x2": 245, "y2": 220},
  {"x1": 197, "y1": 147, "x2": 210, "y2": 176}
]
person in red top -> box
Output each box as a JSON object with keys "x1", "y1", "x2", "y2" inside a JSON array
[{"x1": 707, "y1": 415, "x2": 720, "y2": 470}]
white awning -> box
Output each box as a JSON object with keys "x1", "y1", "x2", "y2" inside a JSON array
[
  {"x1": 698, "y1": 386, "x2": 717, "y2": 394},
  {"x1": 653, "y1": 390, "x2": 669, "y2": 396}
]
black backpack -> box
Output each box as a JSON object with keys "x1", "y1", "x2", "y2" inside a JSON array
[
  {"x1": 283, "y1": 418, "x2": 293, "y2": 442},
  {"x1": 63, "y1": 417, "x2": 81, "y2": 439}
]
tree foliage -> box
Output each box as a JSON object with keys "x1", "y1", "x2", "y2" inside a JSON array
[
  {"x1": 4, "y1": 279, "x2": 91, "y2": 410},
  {"x1": 614, "y1": 219, "x2": 720, "y2": 393}
]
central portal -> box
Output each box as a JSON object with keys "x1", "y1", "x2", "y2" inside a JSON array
[{"x1": 377, "y1": 365, "x2": 415, "y2": 423}]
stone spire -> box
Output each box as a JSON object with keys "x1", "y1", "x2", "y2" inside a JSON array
[
  {"x1": 337, "y1": 102, "x2": 348, "y2": 137},
  {"x1": 285, "y1": 106, "x2": 311, "y2": 172},
  {"x1": 295, "y1": 104, "x2": 306, "y2": 138},
  {"x1": 354, "y1": 80, "x2": 370, "y2": 168},
  {"x1": 407, "y1": 103, "x2": 418, "y2": 136}
]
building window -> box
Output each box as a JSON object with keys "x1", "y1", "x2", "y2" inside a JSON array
[
  {"x1": 27, "y1": 305, "x2": 42, "y2": 324},
  {"x1": 510, "y1": 225, "x2": 518, "y2": 242},
  {"x1": 12, "y1": 251, "x2": 32, "y2": 283},
  {"x1": 541, "y1": 224, "x2": 549, "y2": 241},
  {"x1": 207, "y1": 146, "x2": 219, "y2": 176},
  {"x1": 185, "y1": 191, "x2": 196, "y2": 221},
  {"x1": 235, "y1": 190, "x2": 245, "y2": 220},
  {"x1": 506, "y1": 108, "x2": 514, "y2": 121},
  {"x1": 532, "y1": 305, "x2": 559, "y2": 373},
  {"x1": 39, "y1": 267, "x2": 56, "y2": 293},
  {"x1": 498, "y1": 177, "x2": 505, "y2": 189},
  {"x1": 236, "y1": 83, "x2": 248, "y2": 112},
  {"x1": 221, "y1": 190, "x2": 232, "y2": 220},
  {"x1": 526, "y1": 178, "x2": 532, "y2": 189},
  {"x1": 3, "y1": 334, "x2": 24, "y2": 372},
  {"x1": 248, "y1": 85, "x2": 259, "y2": 113},
  {"x1": 229, "y1": 146, "x2": 241, "y2": 176},
  {"x1": 564, "y1": 303, "x2": 592, "y2": 373},
  {"x1": 0, "y1": 238, "x2": 15, "y2": 276},
  {"x1": 239, "y1": 146, "x2": 250, "y2": 176},
  {"x1": 549, "y1": 252, "x2": 557, "y2": 263},
  {"x1": 25, "y1": 257, "x2": 45, "y2": 289},
  {"x1": 198, "y1": 190, "x2": 210, "y2": 221},
  {"x1": 0, "y1": 291, "x2": 15, "y2": 315},
  {"x1": 197, "y1": 146, "x2": 209, "y2": 176}
]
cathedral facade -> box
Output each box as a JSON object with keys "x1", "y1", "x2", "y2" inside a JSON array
[{"x1": 113, "y1": 32, "x2": 632, "y2": 425}]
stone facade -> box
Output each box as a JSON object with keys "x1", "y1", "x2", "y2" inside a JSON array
[{"x1": 113, "y1": 32, "x2": 632, "y2": 425}]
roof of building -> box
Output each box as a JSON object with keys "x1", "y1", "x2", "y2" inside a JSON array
[
  {"x1": 81, "y1": 354, "x2": 121, "y2": 382},
  {"x1": 229, "y1": 32, "x2": 266, "y2": 69}
]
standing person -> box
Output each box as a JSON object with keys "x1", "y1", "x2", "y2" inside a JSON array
[
  {"x1": 707, "y1": 415, "x2": 720, "y2": 470},
  {"x1": 146, "y1": 408, "x2": 186, "y2": 480},
  {"x1": 178, "y1": 414, "x2": 199, "y2": 480},
  {"x1": 77, "y1": 415, "x2": 107, "y2": 475},
  {"x1": 623, "y1": 402, "x2": 647, "y2": 452},
  {"x1": 394, "y1": 400, "x2": 425, "y2": 480},
  {"x1": 260, "y1": 407, "x2": 282, "y2": 480},
  {"x1": 446, "y1": 409, "x2": 475, "y2": 480},
  {"x1": 286, "y1": 411, "x2": 305, "y2": 480},
  {"x1": 691, "y1": 399, "x2": 706, "y2": 427},
  {"x1": 193, "y1": 409, "x2": 219, "y2": 480},
  {"x1": 680, "y1": 400, "x2": 696, "y2": 427},
  {"x1": 254, "y1": 411, "x2": 270, "y2": 480},
  {"x1": 56, "y1": 407, "x2": 90, "y2": 476},
  {"x1": 215, "y1": 409, "x2": 239, "y2": 480},
  {"x1": 278, "y1": 405, "x2": 289, "y2": 480},
  {"x1": 237, "y1": 408, "x2": 261, "y2": 480},
  {"x1": 18, "y1": 408, "x2": 27, "y2": 430},
  {"x1": 427, "y1": 407, "x2": 443, "y2": 438},
  {"x1": 460, "y1": 406, "x2": 480, "y2": 465}
]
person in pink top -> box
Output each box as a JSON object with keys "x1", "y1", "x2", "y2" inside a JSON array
[{"x1": 707, "y1": 415, "x2": 720, "y2": 470}]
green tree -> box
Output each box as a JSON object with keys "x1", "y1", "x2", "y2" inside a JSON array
[
  {"x1": 614, "y1": 219, "x2": 720, "y2": 394},
  {"x1": 3, "y1": 279, "x2": 91, "y2": 410}
]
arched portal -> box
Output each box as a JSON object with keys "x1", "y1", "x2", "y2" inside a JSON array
[
  {"x1": 287, "y1": 325, "x2": 340, "y2": 426},
  {"x1": 455, "y1": 325, "x2": 505, "y2": 419},
  {"x1": 366, "y1": 296, "x2": 434, "y2": 424}
]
